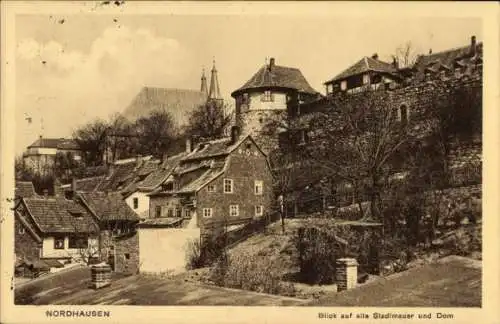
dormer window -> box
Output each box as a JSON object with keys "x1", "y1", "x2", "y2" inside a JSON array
[
  {"x1": 340, "y1": 81, "x2": 347, "y2": 91},
  {"x1": 163, "y1": 182, "x2": 174, "y2": 191}
]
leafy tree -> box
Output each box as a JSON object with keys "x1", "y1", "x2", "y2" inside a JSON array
[
  {"x1": 73, "y1": 118, "x2": 109, "y2": 167},
  {"x1": 133, "y1": 109, "x2": 177, "y2": 158}
]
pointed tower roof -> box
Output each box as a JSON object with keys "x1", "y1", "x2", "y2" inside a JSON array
[
  {"x1": 200, "y1": 68, "x2": 208, "y2": 98},
  {"x1": 208, "y1": 59, "x2": 222, "y2": 100}
]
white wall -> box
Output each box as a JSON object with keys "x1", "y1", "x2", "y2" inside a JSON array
[
  {"x1": 42, "y1": 236, "x2": 97, "y2": 259},
  {"x1": 125, "y1": 191, "x2": 150, "y2": 219},
  {"x1": 247, "y1": 92, "x2": 287, "y2": 111},
  {"x1": 138, "y1": 227, "x2": 201, "y2": 274}
]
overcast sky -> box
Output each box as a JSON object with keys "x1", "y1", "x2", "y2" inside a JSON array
[{"x1": 14, "y1": 6, "x2": 482, "y2": 156}]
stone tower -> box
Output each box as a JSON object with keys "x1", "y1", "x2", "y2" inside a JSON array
[{"x1": 230, "y1": 57, "x2": 318, "y2": 154}]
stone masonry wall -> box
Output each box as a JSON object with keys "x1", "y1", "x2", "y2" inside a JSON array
[{"x1": 114, "y1": 232, "x2": 139, "y2": 275}]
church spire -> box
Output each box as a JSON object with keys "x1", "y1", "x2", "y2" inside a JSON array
[
  {"x1": 208, "y1": 59, "x2": 221, "y2": 100},
  {"x1": 200, "y1": 67, "x2": 208, "y2": 97}
]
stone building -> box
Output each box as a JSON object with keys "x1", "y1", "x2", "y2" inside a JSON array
[
  {"x1": 324, "y1": 54, "x2": 401, "y2": 95},
  {"x1": 22, "y1": 136, "x2": 82, "y2": 176},
  {"x1": 147, "y1": 127, "x2": 274, "y2": 235},
  {"x1": 77, "y1": 191, "x2": 139, "y2": 273},
  {"x1": 231, "y1": 57, "x2": 320, "y2": 153}
]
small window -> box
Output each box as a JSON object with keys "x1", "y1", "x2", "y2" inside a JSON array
[
  {"x1": 68, "y1": 235, "x2": 87, "y2": 249},
  {"x1": 176, "y1": 208, "x2": 182, "y2": 218},
  {"x1": 261, "y1": 90, "x2": 273, "y2": 102},
  {"x1": 207, "y1": 184, "x2": 216, "y2": 193},
  {"x1": 255, "y1": 205, "x2": 263, "y2": 217},
  {"x1": 124, "y1": 253, "x2": 130, "y2": 260},
  {"x1": 155, "y1": 206, "x2": 162, "y2": 218},
  {"x1": 133, "y1": 198, "x2": 139, "y2": 209},
  {"x1": 254, "y1": 180, "x2": 263, "y2": 195},
  {"x1": 224, "y1": 179, "x2": 233, "y2": 193},
  {"x1": 230, "y1": 205, "x2": 239, "y2": 217},
  {"x1": 167, "y1": 208, "x2": 174, "y2": 218},
  {"x1": 54, "y1": 236, "x2": 65, "y2": 250},
  {"x1": 18, "y1": 225, "x2": 25, "y2": 235},
  {"x1": 362, "y1": 74, "x2": 370, "y2": 85},
  {"x1": 203, "y1": 208, "x2": 213, "y2": 218},
  {"x1": 340, "y1": 80, "x2": 347, "y2": 91},
  {"x1": 163, "y1": 182, "x2": 174, "y2": 191},
  {"x1": 184, "y1": 209, "x2": 191, "y2": 218}
]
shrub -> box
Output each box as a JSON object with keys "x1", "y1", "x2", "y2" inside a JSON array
[{"x1": 210, "y1": 253, "x2": 296, "y2": 296}]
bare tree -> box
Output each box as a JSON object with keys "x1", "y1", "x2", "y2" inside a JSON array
[
  {"x1": 392, "y1": 41, "x2": 419, "y2": 68},
  {"x1": 184, "y1": 100, "x2": 233, "y2": 140},
  {"x1": 300, "y1": 89, "x2": 412, "y2": 222}
]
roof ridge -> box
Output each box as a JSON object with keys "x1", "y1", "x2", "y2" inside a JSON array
[
  {"x1": 422, "y1": 42, "x2": 479, "y2": 59},
  {"x1": 141, "y1": 86, "x2": 204, "y2": 93}
]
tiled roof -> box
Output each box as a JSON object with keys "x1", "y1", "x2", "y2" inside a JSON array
[
  {"x1": 61, "y1": 176, "x2": 105, "y2": 192},
  {"x1": 96, "y1": 162, "x2": 137, "y2": 192},
  {"x1": 137, "y1": 217, "x2": 184, "y2": 228},
  {"x1": 412, "y1": 42, "x2": 482, "y2": 80},
  {"x1": 122, "y1": 87, "x2": 207, "y2": 126},
  {"x1": 27, "y1": 137, "x2": 80, "y2": 150},
  {"x1": 232, "y1": 64, "x2": 318, "y2": 96},
  {"x1": 181, "y1": 135, "x2": 255, "y2": 162},
  {"x1": 22, "y1": 197, "x2": 97, "y2": 233},
  {"x1": 325, "y1": 56, "x2": 397, "y2": 84},
  {"x1": 15, "y1": 181, "x2": 38, "y2": 198},
  {"x1": 97, "y1": 156, "x2": 160, "y2": 194},
  {"x1": 137, "y1": 153, "x2": 187, "y2": 190},
  {"x1": 78, "y1": 192, "x2": 139, "y2": 222},
  {"x1": 177, "y1": 167, "x2": 225, "y2": 194}
]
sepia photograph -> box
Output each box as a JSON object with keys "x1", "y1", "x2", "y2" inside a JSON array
[{"x1": 1, "y1": 1, "x2": 498, "y2": 323}]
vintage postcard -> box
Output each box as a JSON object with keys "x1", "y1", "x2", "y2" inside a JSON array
[{"x1": 1, "y1": 1, "x2": 499, "y2": 323}]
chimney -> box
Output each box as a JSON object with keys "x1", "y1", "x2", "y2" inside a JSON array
[
  {"x1": 53, "y1": 179, "x2": 63, "y2": 197},
  {"x1": 186, "y1": 138, "x2": 192, "y2": 153},
  {"x1": 230, "y1": 125, "x2": 240, "y2": 144},
  {"x1": 269, "y1": 57, "x2": 275, "y2": 70},
  {"x1": 429, "y1": 48, "x2": 433, "y2": 55},
  {"x1": 371, "y1": 53, "x2": 379, "y2": 60},
  {"x1": 470, "y1": 35, "x2": 477, "y2": 56}
]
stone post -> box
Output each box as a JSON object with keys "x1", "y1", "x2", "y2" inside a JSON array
[{"x1": 336, "y1": 258, "x2": 358, "y2": 291}]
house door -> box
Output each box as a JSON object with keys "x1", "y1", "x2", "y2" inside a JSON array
[{"x1": 108, "y1": 245, "x2": 115, "y2": 271}]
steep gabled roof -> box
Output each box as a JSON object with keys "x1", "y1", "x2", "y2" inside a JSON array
[
  {"x1": 232, "y1": 63, "x2": 318, "y2": 97},
  {"x1": 27, "y1": 137, "x2": 80, "y2": 150},
  {"x1": 181, "y1": 134, "x2": 263, "y2": 162},
  {"x1": 78, "y1": 192, "x2": 139, "y2": 222},
  {"x1": 325, "y1": 56, "x2": 398, "y2": 84},
  {"x1": 22, "y1": 197, "x2": 97, "y2": 233},
  {"x1": 413, "y1": 42, "x2": 483, "y2": 77},
  {"x1": 122, "y1": 87, "x2": 207, "y2": 126},
  {"x1": 15, "y1": 181, "x2": 38, "y2": 199},
  {"x1": 136, "y1": 152, "x2": 187, "y2": 191}
]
